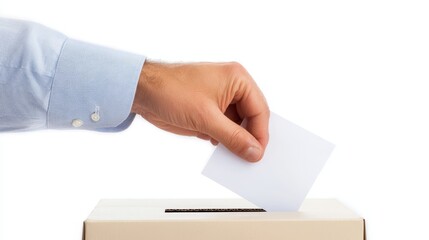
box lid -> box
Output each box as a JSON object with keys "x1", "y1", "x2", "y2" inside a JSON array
[
  {"x1": 86, "y1": 198, "x2": 362, "y2": 221},
  {"x1": 84, "y1": 199, "x2": 365, "y2": 240}
]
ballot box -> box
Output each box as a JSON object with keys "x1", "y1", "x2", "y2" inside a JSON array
[{"x1": 83, "y1": 199, "x2": 365, "y2": 240}]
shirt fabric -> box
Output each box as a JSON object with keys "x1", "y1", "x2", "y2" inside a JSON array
[{"x1": 0, "y1": 18, "x2": 145, "y2": 132}]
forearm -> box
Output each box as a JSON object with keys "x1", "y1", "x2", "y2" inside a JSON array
[{"x1": 0, "y1": 18, "x2": 145, "y2": 132}]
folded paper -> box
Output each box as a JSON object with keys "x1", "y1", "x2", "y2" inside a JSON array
[{"x1": 202, "y1": 112, "x2": 334, "y2": 211}]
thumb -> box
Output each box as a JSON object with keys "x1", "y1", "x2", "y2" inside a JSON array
[{"x1": 206, "y1": 111, "x2": 264, "y2": 162}]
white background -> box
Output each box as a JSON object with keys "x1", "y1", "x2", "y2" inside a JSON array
[{"x1": 1, "y1": 0, "x2": 429, "y2": 239}]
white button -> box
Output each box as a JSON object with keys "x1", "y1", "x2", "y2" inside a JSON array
[
  {"x1": 91, "y1": 112, "x2": 100, "y2": 122},
  {"x1": 71, "y1": 119, "x2": 84, "y2": 128}
]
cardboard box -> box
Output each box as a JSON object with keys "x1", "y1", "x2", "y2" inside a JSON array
[{"x1": 84, "y1": 199, "x2": 365, "y2": 240}]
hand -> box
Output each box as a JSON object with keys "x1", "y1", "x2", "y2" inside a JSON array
[{"x1": 131, "y1": 61, "x2": 269, "y2": 162}]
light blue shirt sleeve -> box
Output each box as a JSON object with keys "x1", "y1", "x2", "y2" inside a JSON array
[{"x1": 0, "y1": 18, "x2": 145, "y2": 132}]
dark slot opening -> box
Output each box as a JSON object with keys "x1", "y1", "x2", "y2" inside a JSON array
[{"x1": 165, "y1": 208, "x2": 266, "y2": 213}]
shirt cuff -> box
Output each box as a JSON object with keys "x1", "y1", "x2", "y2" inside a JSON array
[{"x1": 47, "y1": 38, "x2": 145, "y2": 131}]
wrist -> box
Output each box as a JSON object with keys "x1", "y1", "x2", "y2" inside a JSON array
[{"x1": 132, "y1": 61, "x2": 157, "y2": 114}]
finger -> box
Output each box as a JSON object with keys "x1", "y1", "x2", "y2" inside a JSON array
[
  {"x1": 224, "y1": 104, "x2": 268, "y2": 150},
  {"x1": 210, "y1": 138, "x2": 219, "y2": 145},
  {"x1": 244, "y1": 109, "x2": 270, "y2": 149},
  {"x1": 236, "y1": 84, "x2": 270, "y2": 150},
  {"x1": 205, "y1": 109, "x2": 263, "y2": 162},
  {"x1": 197, "y1": 133, "x2": 211, "y2": 140},
  {"x1": 224, "y1": 103, "x2": 268, "y2": 150}
]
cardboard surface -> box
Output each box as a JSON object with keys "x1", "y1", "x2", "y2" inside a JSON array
[{"x1": 84, "y1": 199, "x2": 365, "y2": 240}]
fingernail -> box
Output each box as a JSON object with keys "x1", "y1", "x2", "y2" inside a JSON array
[{"x1": 244, "y1": 146, "x2": 262, "y2": 162}]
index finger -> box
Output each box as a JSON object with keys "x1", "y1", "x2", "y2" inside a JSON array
[{"x1": 237, "y1": 80, "x2": 270, "y2": 152}]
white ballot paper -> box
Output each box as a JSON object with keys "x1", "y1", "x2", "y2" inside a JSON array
[{"x1": 202, "y1": 112, "x2": 334, "y2": 212}]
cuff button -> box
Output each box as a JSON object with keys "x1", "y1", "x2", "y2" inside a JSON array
[
  {"x1": 91, "y1": 112, "x2": 100, "y2": 122},
  {"x1": 71, "y1": 119, "x2": 84, "y2": 128}
]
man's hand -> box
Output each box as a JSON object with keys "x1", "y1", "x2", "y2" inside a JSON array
[{"x1": 131, "y1": 61, "x2": 269, "y2": 162}]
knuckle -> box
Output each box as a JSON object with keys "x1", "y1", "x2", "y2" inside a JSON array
[
  {"x1": 226, "y1": 61, "x2": 246, "y2": 76},
  {"x1": 220, "y1": 62, "x2": 250, "y2": 100}
]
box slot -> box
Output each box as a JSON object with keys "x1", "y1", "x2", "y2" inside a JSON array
[{"x1": 165, "y1": 208, "x2": 266, "y2": 213}]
